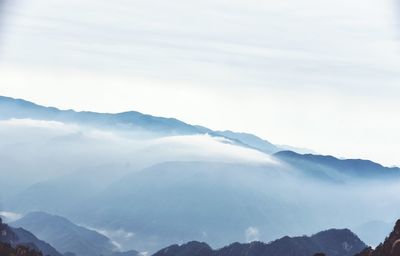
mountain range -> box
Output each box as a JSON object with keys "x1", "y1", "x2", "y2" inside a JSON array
[
  {"x1": 10, "y1": 212, "x2": 139, "y2": 256},
  {"x1": 1, "y1": 95, "x2": 400, "y2": 253},
  {"x1": 0, "y1": 95, "x2": 281, "y2": 154},
  {"x1": 0, "y1": 217, "x2": 62, "y2": 256},
  {"x1": 153, "y1": 228, "x2": 366, "y2": 256},
  {"x1": 274, "y1": 151, "x2": 400, "y2": 181},
  {"x1": 4, "y1": 212, "x2": 400, "y2": 256}
]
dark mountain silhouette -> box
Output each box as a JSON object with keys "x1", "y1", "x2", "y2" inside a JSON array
[
  {"x1": 11, "y1": 212, "x2": 139, "y2": 256},
  {"x1": 0, "y1": 242, "x2": 43, "y2": 256},
  {"x1": 356, "y1": 219, "x2": 400, "y2": 256},
  {"x1": 274, "y1": 151, "x2": 400, "y2": 180},
  {"x1": 153, "y1": 228, "x2": 366, "y2": 256},
  {"x1": 353, "y1": 220, "x2": 394, "y2": 247},
  {"x1": 0, "y1": 217, "x2": 61, "y2": 256}
]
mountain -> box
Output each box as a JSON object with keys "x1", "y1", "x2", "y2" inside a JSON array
[
  {"x1": 0, "y1": 242, "x2": 43, "y2": 256},
  {"x1": 6, "y1": 164, "x2": 133, "y2": 215},
  {"x1": 153, "y1": 241, "x2": 212, "y2": 256},
  {"x1": 69, "y1": 158, "x2": 400, "y2": 253},
  {"x1": 11, "y1": 212, "x2": 139, "y2": 256},
  {"x1": 0, "y1": 217, "x2": 62, "y2": 256},
  {"x1": 3, "y1": 95, "x2": 400, "y2": 253},
  {"x1": 74, "y1": 161, "x2": 298, "y2": 252},
  {"x1": 356, "y1": 219, "x2": 400, "y2": 256},
  {"x1": 0, "y1": 95, "x2": 283, "y2": 154},
  {"x1": 213, "y1": 130, "x2": 281, "y2": 154},
  {"x1": 153, "y1": 228, "x2": 366, "y2": 256},
  {"x1": 353, "y1": 220, "x2": 394, "y2": 247},
  {"x1": 0, "y1": 96, "x2": 199, "y2": 135},
  {"x1": 356, "y1": 220, "x2": 400, "y2": 256},
  {"x1": 274, "y1": 151, "x2": 400, "y2": 180}
]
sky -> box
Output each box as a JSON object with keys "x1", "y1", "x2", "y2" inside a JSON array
[{"x1": 0, "y1": 0, "x2": 399, "y2": 166}]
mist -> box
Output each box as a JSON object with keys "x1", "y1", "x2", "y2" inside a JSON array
[
  {"x1": 1, "y1": 118, "x2": 399, "y2": 252},
  {"x1": 0, "y1": 118, "x2": 274, "y2": 201}
]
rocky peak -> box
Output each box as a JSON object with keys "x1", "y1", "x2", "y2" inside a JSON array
[
  {"x1": 0, "y1": 218, "x2": 18, "y2": 244},
  {"x1": 356, "y1": 219, "x2": 400, "y2": 256}
]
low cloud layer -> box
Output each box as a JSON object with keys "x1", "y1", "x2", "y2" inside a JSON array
[{"x1": 0, "y1": 118, "x2": 276, "y2": 198}]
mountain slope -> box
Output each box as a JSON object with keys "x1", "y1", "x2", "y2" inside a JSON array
[
  {"x1": 0, "y1": 217, "x2": 62, "y2": 256},
  {"x1": 0, "y1": 243, "x2": 43, "y2": 256},
  {"x1": 0, "y1": 95, "x2": 199, "y2": 135},
  {"x1": 0, "y1": 95, "x2": 283, "y2": 154},
  {"x1": 74, "y1": 161, "x2": 298, "y2": 252},
  {"x1": 153, "y1": 228, "x2": 366, "y2": 256},
  {"x1": 213, "y1": 130, "x2": 281, "y2": 154},
  {"x1": 274, "y1": 151, "x2": 400, "y2": 180},
  {"x1": 11, "y1": 212, "x2": 138, "y2": 256},
  {"x1": 71, "y1": 158, "x2": 400, "y2": 253},
  {"x1": 356, "y1": 219, "x2": 400, "y2": 256}
]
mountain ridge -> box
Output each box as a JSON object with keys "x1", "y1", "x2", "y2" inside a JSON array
[
  {"x1": 0, "y1": 217, "x2": 62, "y2": 256},
  {"x1": 0, "y1": 95, "x2": 281, "y2": 154},
  {"x1": 11, "y1": 212, "x2": 139, "y2": 256},
  {"x1": 152, "y1": 228, "x2": 366, "y2": 256},
  {"x1": 356, "y1": 219, "x2": 400, "y2": 256},
  {"x1": 274, "y1": 150, "x2": 400, "y2": 178}
]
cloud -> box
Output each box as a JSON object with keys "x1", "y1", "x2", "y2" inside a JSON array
[
  {"x1": 1, "y1": 0, "x2": 399, "y2": 169},
  {"x1": 87, "y1": 226, "x2": 136, "y2": 251},
  {"x1": 245, "y1": 226, "x2": 260, "y2": 242},
  {"x1": 0, "y1": 118, "x2": 79, "y2": 131},
  {"x1": 0, "y1": 211, "x2": 22, "y2": 222},
  {"x1": 0, "y1": 117, "x2": 280, "y2": 204},
  {"x1": 149, "y1": 134, "x2": 277, "y2": 165}
]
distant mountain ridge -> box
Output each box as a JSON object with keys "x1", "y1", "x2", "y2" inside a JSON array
[
  {"x1": 0, "y1": 95, "x2": 200, "y2": 135},
  {"x1": 153, "y1": 228, "x2": 366, "y2": 256},
  {"x1": 274, "y1": 151, "x2": 400, "y2": 179},
  {"x1": 3, "y1": 95, "x2": 400, "y2": 254},
  {"x1": 0, "y1": 95, "x2": 282, "y2": 154}
]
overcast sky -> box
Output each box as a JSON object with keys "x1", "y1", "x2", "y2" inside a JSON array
[{"x1": 0, "y1": 0, "x2": 399, "y2": 166}]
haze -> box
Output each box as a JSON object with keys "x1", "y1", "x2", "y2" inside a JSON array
[{"x1": 0, "y1": 0, "x2": 399, "y2": 166}]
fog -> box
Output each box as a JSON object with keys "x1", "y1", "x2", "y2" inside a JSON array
[{"x1": 0, "y1": 118, "x2": 274, "y2": 199}]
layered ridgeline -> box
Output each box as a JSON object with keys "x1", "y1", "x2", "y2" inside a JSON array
[
  {"x1": 153, "y1": 229, "x2": 366, "y2": 256},
  {"x1": 10, "y1": 212, "x2": 139, "y2": 256},
  {"x1": 1, "y1": 95, "x2": 400, "y2": 253},
  {"x1": 0, "y1": 217, "x2": 62, "y2": 256}
]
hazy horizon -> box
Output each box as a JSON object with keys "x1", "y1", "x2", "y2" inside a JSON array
[{"x1": 1, "y1": 0, "x2": 400, "y2": 166}]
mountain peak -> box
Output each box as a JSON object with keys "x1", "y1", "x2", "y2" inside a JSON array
[
  {"x1": 356, "y1": 219, "x2": 400, "y2": 256},
  {"x1": 0, "y1": 217, "x2": 61, "y2": 256},
  {"x1": 153, "y1": 228, "x2": 366, "y2": 256}
]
